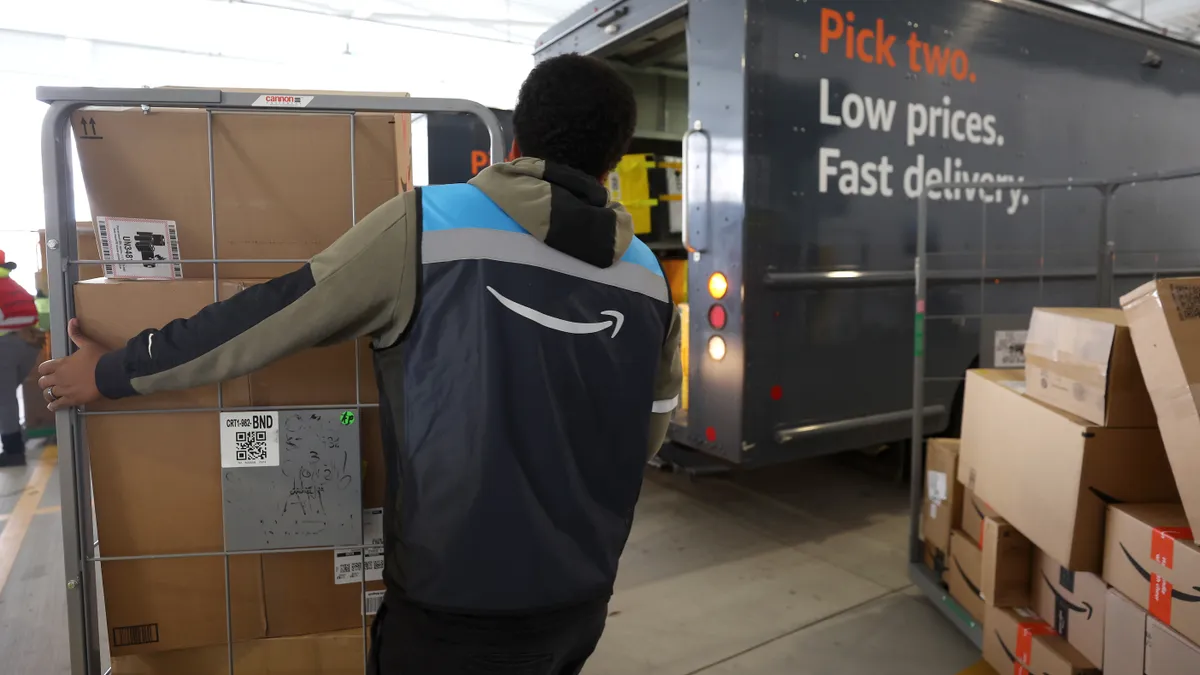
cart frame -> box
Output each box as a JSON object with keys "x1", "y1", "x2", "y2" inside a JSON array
[
  {"x1": 38, "y1": 87, "x2": 505, "y2": 675},
  {"x1": 907, "y1": 166, "x2": 1200, "y2": 647}
]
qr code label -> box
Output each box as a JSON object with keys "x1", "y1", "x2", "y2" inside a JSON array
[
  {"x1": 1171, "y1": 284, "x2": 1200, "y2": 321},
  {"x1": 334, "y1": 547, "x2": 384, "y2": 584},
  {"x1": 219, "y1": 412, "x2": 280, "y2": 468}
]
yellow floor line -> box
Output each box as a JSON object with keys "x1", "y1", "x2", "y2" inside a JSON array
[
  {"x1": 0, "y1": 505, "x2": 60, "y2": 522},
  {"x1": 955, "y1": 660, "x2": 996, "y2": 675},
  {"x1": 0, "y1": 445, "x2": 58, "y2": 597}
]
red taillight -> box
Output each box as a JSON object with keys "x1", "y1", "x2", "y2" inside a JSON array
[
  {"x1": 705, "y1": 426, "x2": 717, "y2": 442},
  {"x1": 708, "y1": 304, "x2": 727, "y2": 330},
  {"x1": 770, "y1": 385, "x2": 783, "y2": 401}
]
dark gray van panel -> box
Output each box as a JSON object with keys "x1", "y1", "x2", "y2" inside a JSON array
[{"x1": 537, "y1": 0, "x2": 1200, "y2": 465}]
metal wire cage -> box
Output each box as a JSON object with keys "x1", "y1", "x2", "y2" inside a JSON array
[
  {"x1": 39, "y1": 87, "x2": 505, "y2": 675},
  {"x1": 906, "y1": 166, "x2": 1200, "y2": 646}
]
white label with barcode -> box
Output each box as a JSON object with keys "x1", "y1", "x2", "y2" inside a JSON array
[
  {"x1": 334, "y1": 547, "x2": 384, "y2": 584},
  {"x1": 994, "y1": 330, "x2": 1027, "y2": 368},
  {"x1": 363, "y1": 508, "x2": 384, "y2": 546},
  {"x1": 94, "y1": 216, "x2": 182, "y2": 280},
  {"x1": 364, "y1": 590, "x2": 385, "y2": 615}
]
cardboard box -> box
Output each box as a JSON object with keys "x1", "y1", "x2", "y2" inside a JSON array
[
  {"x1": 1103, "y1": 503, "x2": 1200, "y2": 646},
  {"x1": 101, "y1": 556, "x2": 266, "y2": 657},
  {"x1": 74, "y1": 107, "x2": 406, "y2": 279},
  {"x1": 80, "y1": 279, "x2": 386, "y2": 651},
  {"x1": 111, "y1": 628, "x2": 369, "y2": 675},
  {"x1": 1104, "y1": 589, "x2": 1147, "y2": 675},
  {"x1": 923, "y1": 438, "x2": 962, "y2": 555},
  {"x1": 983, "y1": 606, "x2": 1099, "y2": 675},
  {"x1": 959, "y1": 369, "x2": 1178, "y2": 571},
  {"x1": 950, "y1": 529, "x2": 985, "y2": 622},
  {"x1": 981, "y1": 516, "x2": 1032, "y2": 608},
  {"x1": 1033, "y1": 549, "x2": 1108, "y2": 669},
  {"x1": 1122, "y1": 278, "x2": 1200, "y2": 536},
  {"x1": 1146, "y1": 616, "x2": 1200, "y2": 674},
  {"x1": 962, "y1": 486, "x2": 1001, "y2": 548},
  {"x1": 36, "y1": 225, "x2": 103, "y2": 294},
  {"x1": 1024, "y1": 307, "x2": 1156, "y2": 428}
]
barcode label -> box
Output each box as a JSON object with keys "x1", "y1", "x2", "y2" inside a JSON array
[
  {"x1": 112, "y1": 623, "x2": 159, "y2": 647},
  {"x1": 364, "y1": 590, "x2": 385, "y2": 615},
  {"x1": 334, "y1": 547, "x2": 384, "y2": 584},
  {"x1": 95, "y1": 217, "x2": 115, "y2": 277},
  {"x1": 94, "y1": 216, "x2": 183, "y2": 280},
  {"x1": 167, "y1": 224, "x2": 182, "y2": 277}
]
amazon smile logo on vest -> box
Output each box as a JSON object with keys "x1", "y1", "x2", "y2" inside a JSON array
[{"x1": 487, "y1": 286, "x2": 624, "y2": 338}]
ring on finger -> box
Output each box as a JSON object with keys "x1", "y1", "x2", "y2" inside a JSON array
[{"x1": 45, "y1": 386, "x2": 57, "y2": 402}]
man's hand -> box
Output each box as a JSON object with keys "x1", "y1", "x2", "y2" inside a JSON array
[{"x1": 37, "y1": 319, "x2": 105, "y2": 412}]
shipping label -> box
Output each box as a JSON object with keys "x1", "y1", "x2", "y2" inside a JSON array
[{"x1": 95, "y1": 216, "x2": 182, "y2": 280}]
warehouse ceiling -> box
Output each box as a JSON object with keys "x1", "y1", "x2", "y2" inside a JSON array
[
  {"x1": 233, "y1": 0, "x2": 1200, "y2": 45},
  {"x1": 221, "y1": 0, "x2": 585, "y2": 44}
]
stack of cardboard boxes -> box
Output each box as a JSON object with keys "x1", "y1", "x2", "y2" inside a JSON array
[
  {"x1": 62, "y1": 102, "x2": 412, "y2": 673},
  {"x1": 922, "y1": 301, "x2": 1200, "y2": 674}
]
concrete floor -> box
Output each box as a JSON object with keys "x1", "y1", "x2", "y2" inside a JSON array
[{"x1": 0, "y1": 443, "x2": 984, "y2": 674}]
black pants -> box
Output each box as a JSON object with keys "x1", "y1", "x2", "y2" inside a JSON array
[{"x1": 369, "y1": 595, "x2": 608, "y2": 675}]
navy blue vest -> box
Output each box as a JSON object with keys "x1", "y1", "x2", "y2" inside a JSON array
[{"x1": 373, "y1": 183, "x2": 672, "y2": 613}]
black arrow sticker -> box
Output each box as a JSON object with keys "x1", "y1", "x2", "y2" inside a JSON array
[{"x1": 78, "y1": 116, "x2": 102, "y2": 140}]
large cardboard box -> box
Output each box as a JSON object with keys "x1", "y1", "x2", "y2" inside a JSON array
[
  {"x1": 111, "y1": 628, "x2": 369, "y2": 675},
  {"x1": 959, "y1": 369, "x2": 1178, "y2": 571},
  {"x1": 983, "y1": 606, "x2": 1098, "y2": 675},
  {"x1": 962, "y1": 486, "x2": 1001, "y2": 548},
  {"x1": 88, "y1": 410, "x2": 268, "y2": 655},
  {"x1": 981, "y1": 516, "x2": 1032, "y2": 608},
  {"x1": 1122, "y1": 278, "x2": 1200, "y2": 536},
  {"x1": 1102, "y1": 502, "x2": 1200, "y2": 647},
  {"x1": 74, "y1": 106, "x2": 407, "y2": 279},
  {"x1": 949, "y1": 529, "x2": 985, "y2": 622},
  {"x1": 1104, "y1": 589, "x2": 1147, "y2": 675},
  {"x1": 1024, "y1": 307, "x2": 1156, "y2": 428},
  {"x1": 1032, "y1": 549, "x2": 1108, "y2": 669},
  {"x1": 78, "y1": 279, "x2": 385, "y2": 651},
  {"x1": 922, "y1": 438, "x2": 962, "y2": 555}
]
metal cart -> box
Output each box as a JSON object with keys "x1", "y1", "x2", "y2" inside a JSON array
[
  {"x1": 906, "y1": 167, "x2": 1200, "y2": 647},
  {"x1": 39, "y1": 87, "x2": 505, "y2": 675}
]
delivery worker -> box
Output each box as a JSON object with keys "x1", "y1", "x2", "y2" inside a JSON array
[
  {"x1": 0, "y1": 251, "x2": 44, "y2": 468},
  {"x1": 37, "y1": 53, "x2": 681, "y2": 674}
]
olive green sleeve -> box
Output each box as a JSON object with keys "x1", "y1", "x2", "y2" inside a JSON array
[{"x1": 647, "y1": 305, "x2": 683, "y2": 460}]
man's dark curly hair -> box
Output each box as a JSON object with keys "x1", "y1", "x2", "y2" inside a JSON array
[{"x1": 513, "y1": 54, "x2": 638, "y2": 179}]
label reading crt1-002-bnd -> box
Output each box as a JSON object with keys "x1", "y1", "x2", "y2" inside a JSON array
[{"x1": 219, "y1": 412, "x2": 280, "y2": 468}]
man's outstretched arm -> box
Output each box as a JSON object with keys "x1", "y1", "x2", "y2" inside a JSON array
[{"x1": 38, "y1": 192, "x2": 418, "y2": 410}]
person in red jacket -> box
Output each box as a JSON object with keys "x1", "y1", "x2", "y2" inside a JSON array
[{"x1": 0, "y1": 251, "x2": 44, "y2": 468}]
